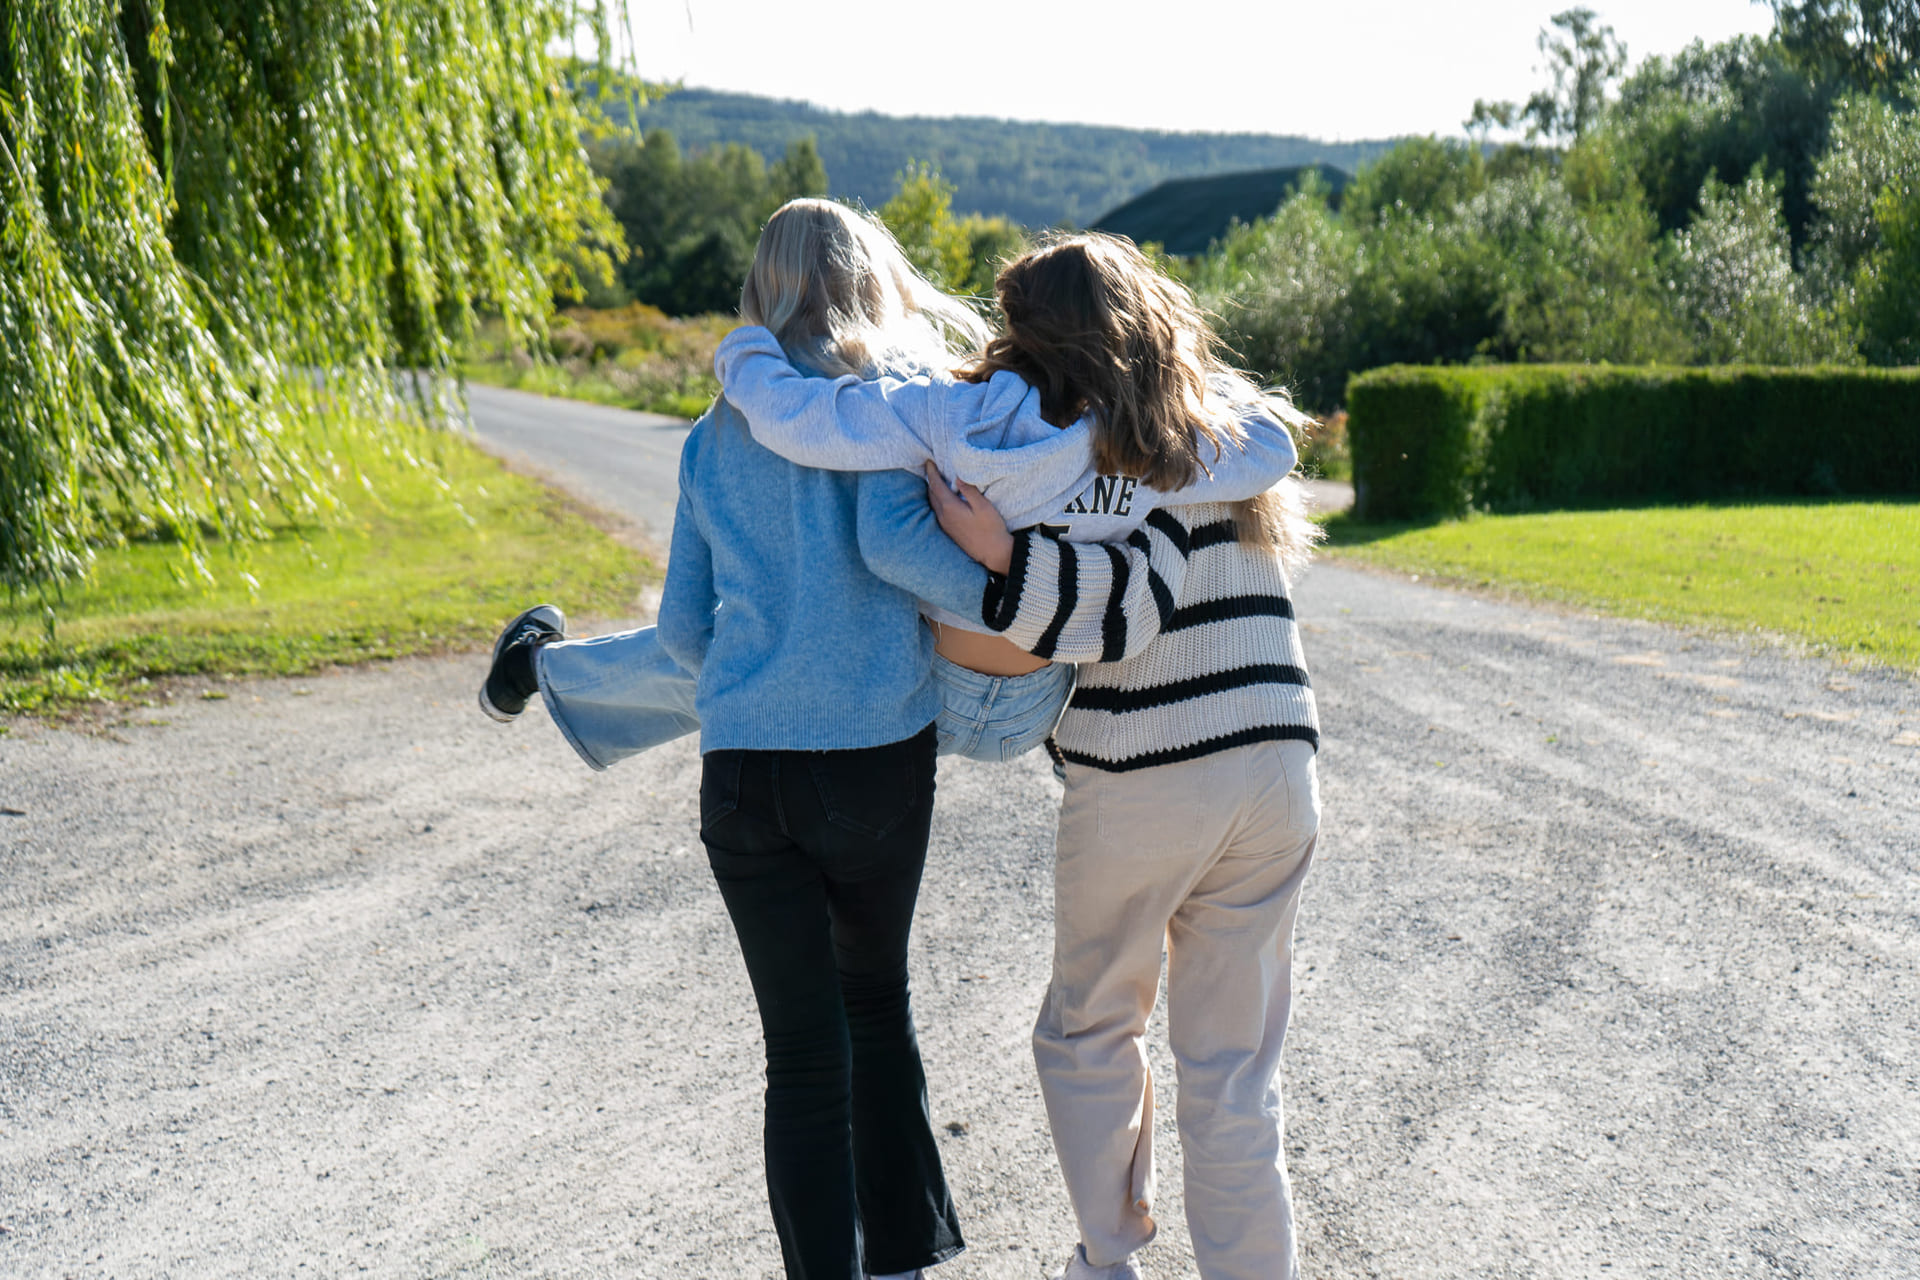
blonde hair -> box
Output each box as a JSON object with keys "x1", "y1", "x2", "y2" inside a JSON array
[
  {"x1": 960, "y1": 233, "x2": 1321, "y2": 569},
  {"x1": 741, "y1": 198, "x2": 989, "y2": 378}
]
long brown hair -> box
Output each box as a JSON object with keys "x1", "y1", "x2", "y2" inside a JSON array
[{"x1": 960, "y1": 233, "x2": 1319, "y2": 565}]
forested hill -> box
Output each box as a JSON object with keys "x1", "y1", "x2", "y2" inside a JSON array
[{"x1": 616, "y1": 88, "x2": 1400, "y2": 228}]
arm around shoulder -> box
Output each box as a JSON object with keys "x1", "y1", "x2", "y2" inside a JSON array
[
  {"x1": 1154, "y1": 399, "x2": 1301, "y2": 505},
  {"x1": 855, "y1": 470, "x2": 992, "y2": 620},
  {"x1": 713, "y1": 325, "x2": 955, "y2": 471}
]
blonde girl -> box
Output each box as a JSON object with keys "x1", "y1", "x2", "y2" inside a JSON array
[{"x1": 578, "y1": 198, "x2": 1041, "y2": 1280}]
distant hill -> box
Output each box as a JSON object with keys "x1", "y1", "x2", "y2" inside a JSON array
[
  {"x1": 1091, "y1": 165, "x2": 1353, "y2": 256},
  {"x1": 615, "y1": 88, "x2": 1399, "y2": 229}
]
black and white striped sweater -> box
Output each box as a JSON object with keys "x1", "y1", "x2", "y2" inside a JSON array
[{"x1": 982, "y1": 501, "x2": 1318, "y2": 773}]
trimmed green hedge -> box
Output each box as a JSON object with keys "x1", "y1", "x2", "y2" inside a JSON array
[{"x1": 1347, "y1": 365, "x2": 1920, "y2": 520}]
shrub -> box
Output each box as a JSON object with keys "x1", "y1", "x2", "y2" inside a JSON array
[
  {"x1": 1190, "y1": 176, "x2": 1357, "y2": 409},
  {"x1": 1604, "y1": 36, "x2": 1837, "y2": 243},
  {"x1": 1300, "y1": 410, "x2": 1352, "y2": 481},
  {"x1": 1192, "y1": 28, "x2": 1917, "y2": 402},
  {"x1": 1857, "y1": 175, "x2": 1920, "y2": 364},
  {"x1": 1196, "y1": 154, "x2": 1693, "y2": 410},
  {"x1": 467, "y1": 305, "x2": 731, "y2": 419},
  {"x1": 1341, "y1": 136, "x2": 1488, "y2": 221},
  {"x1": 1813, "y1": 74, "x2": 1920, "y2": 363},
  {"x1": 880, "y1": 163, "x2": 974, "y2": 294},
  {"x1": 1348, "y1": 364, "x2": 1920, "y2": 520},
  {"x1": 1667, "y1": 168, "x2": 1850, "y2": 363},
  {"x1": 957, "y1": 215, "x2": 1030, "y2": 300},
  {"x1": 1347, "y1": 369, "x2": 1492, "y2": 519},
  {"x1": 1807, "y1": 88, "x2": 1918, "y2": 288}
]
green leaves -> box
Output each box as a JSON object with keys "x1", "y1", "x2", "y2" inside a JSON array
[
  {"x1": 1348, "y1": 364, "x2": 1920, "y2": 521},
  {"x1": 1191, "y1": 159, "x2": 1689, "y2": 410},
  {"x1": 596, "y1": 128, "x2": 825, "y2": 315},
  {"x1": 1187, "y1": 176, "x2": 1356, "y2": 410},
  {"x1": 1813, "y1": 74, "x2": 1920, "y2": 363},
  {"x1": 879, "y1": 161, "x2": 973, "y2": 295},
  {"x1": 876, "y1": 162, "x2": 1026, "y2": 301},
  {"x1": 2, "y1": 0, "x2": 622, "y2": 593},
  {"x1": 1855, "y1": 163, "x2": 1920, "y2": 364},
  {"x1": 1667, "y1": 167, "x2": 1847, "y2": 364},
  {"x1": 1767, "y1": 0, "x2": 1920, "y2": 92},
  {"x1": 1192, "y1": 31, "x2": 1917, "y2": 407}
]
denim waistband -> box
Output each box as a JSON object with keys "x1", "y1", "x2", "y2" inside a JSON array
[{"x1": 930, "y1": 653, "x2": 1066, "y2": 699}]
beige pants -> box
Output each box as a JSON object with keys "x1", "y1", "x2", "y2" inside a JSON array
[{"x1": 1037, "y1": 739, "x2": 1319, "y2": 1280}]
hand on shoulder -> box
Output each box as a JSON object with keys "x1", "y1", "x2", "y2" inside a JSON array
[{"x1": 924, "y1": 462, "x2": 1015, "y2": 575}]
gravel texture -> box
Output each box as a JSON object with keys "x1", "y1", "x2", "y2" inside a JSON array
[{"x1": 1, "y1": 394, "x2": 1914, "y2": 1278}]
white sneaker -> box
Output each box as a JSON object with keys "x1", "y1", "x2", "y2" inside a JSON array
[{"x1": 1052, "y1": 1243, "x2": 1142, "y2": 1280}]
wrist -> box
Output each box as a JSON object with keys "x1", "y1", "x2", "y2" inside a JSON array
[{"x1": 984, "y1": 531, "x2": 1014, "y2": 576}]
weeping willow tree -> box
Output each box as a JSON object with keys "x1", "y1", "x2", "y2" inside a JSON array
[{"x1": 0, "y1": 0, "x2": 625, "y2": 593}]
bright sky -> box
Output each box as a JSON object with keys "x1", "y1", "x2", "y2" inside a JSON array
[{"x1": 617, "y1": 0, "x2": 1776, "y2": 139}]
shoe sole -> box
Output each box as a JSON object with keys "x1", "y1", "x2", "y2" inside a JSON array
[
  {"x1": 477, "y1": 684, "x2": 518, "y2": 724},
  {"x1": 478, "y1": 604, "x2": 566, "y2": 723}
]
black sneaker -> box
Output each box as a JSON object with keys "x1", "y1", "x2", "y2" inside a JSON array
[{"x1": 478, "y1": 604, "x2": 566, "y2": 723}]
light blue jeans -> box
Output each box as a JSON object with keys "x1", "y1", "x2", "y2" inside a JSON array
[
  {"x1": 928, "y1": 654, "x2": 1075, "y2": 763},
  {"x1": 534, "y1": 626, "x2": 701, "y2": 771},
  {"x1": 535, "y1": 627, "x2": 1074, "y2": 770}
]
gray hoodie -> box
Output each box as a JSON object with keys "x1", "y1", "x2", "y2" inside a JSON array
[{"x1": 712, "y1": 325, "x2": 1301, "y2": 632}]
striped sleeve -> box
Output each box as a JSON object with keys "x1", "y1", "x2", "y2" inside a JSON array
[{"x1": 982, "y1": 508, "x2": 1192, "y2": 664}]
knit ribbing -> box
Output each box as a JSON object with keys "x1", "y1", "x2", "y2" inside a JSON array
[{"x1": 984, "y1": 501, "x2": 1319, "y2": 772}]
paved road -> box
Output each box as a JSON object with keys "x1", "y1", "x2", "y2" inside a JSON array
[
  {"x1": 464, "y1": 383, "x2": 1356, "y2": 540},
  {"x1": 466, "y1": 384, "x2": 693, "y2": 546},
  {"x1": 3, "y1": 395, "x2": 1916, "y2": 1278}
]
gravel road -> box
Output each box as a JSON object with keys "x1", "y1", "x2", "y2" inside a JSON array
[{"x1": 2, "y1": 390, "x2": 1915, "y2": 1279}]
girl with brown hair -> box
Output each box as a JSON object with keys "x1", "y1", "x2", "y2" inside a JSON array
[{"x1": 718, "y1": 233, "x2": 1322, "y2": 1280}]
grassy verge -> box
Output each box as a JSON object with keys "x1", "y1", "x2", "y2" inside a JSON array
[
  {"x1": 1, "y1": 427, "x2": 650, "y2": 715},
  {"x1": 462, "y1": 304, "x2": 729, "y2": 419},
  {"x1": 1324, "y1": 500, "x2": 1920, "y2": 671}
]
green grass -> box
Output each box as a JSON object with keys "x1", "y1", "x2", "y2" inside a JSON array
[
  {"x1": 1, "y1": 427, "x2": 650, "y2": 714},
  {"x1": 1325, "y1": 500, "x2": 1920, "y2": 671}
]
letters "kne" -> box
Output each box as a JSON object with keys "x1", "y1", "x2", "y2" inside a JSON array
[{"x1": 1062, "y1": 475, "x2": 1138, "y2": 517}]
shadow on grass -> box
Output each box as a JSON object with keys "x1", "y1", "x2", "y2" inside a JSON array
[
  {"x1": 1322, "y1": 492, "x2": 1920, "y2": 549},
  {"x1": 1320, "y1": 512, "x2": 1440, "y2": 548}
]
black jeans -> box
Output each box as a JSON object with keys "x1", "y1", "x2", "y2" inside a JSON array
[{"x1": 699, "y1": 724, "x2": 963, "y2": 1279}]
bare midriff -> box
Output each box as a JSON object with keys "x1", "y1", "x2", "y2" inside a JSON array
[{"x1": 933, "y1": 623, "x2": 1050, "y2": 677}]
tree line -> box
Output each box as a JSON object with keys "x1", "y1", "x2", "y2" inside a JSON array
[
  {"x1": 593, "y1": 1, "x2": 1916, "y2": 415},
  {"x1": 1190, "y1": 2, "x2": 1920, "y2": 409},
  {"x1": 588, "y1": 134, "x2": 1025, "y2": 314},
  {"x1": 7, "y1": 1, "x2": 1912, "y2": 594},
  {"x1": 610, "y1": 87, "x2": 1399, "y2": 228}
]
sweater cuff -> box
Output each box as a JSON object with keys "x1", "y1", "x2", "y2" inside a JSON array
[{"x1": 982, "y1": 528, "x2": 1033, "y2": 632}]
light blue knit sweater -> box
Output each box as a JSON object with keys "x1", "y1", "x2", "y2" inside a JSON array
[{"x1": 654, "y1": 396, "x2": 994, "y2": 753}]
